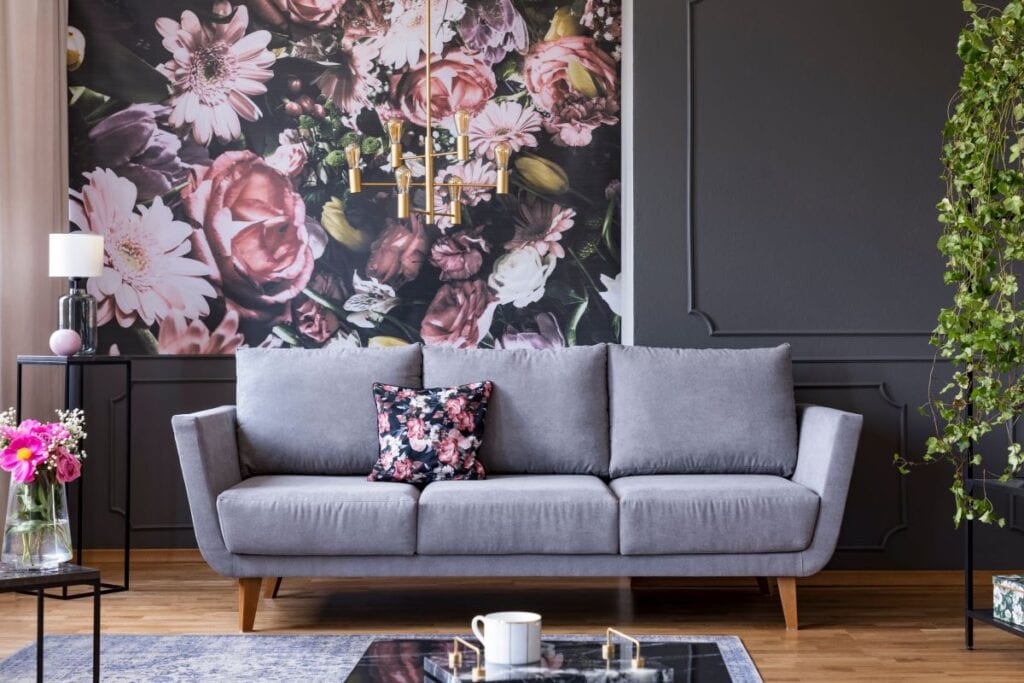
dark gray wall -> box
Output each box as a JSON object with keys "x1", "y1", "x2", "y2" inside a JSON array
[{"x1": 73, "y1": 0, "x2": 1024, "y2": 569}]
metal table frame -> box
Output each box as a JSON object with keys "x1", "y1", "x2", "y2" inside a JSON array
[
  {"x1": 15, "y1": 355, "x2": 131, "y2": 599},
  {"x1": 965, "y1": 473, "x2": 1024, "y2": 648},
  {"x1": 0, "y1": 564, "x2": 100, "y2": 682}
]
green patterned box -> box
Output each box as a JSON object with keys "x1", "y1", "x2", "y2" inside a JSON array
[{"x1": 993, "y1": 575, "x2": 1024, "y2": 626}]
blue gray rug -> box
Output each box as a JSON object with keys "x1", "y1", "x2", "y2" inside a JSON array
[{"x1": 0, "y1": 633, "x2": 761, "y2": 682}]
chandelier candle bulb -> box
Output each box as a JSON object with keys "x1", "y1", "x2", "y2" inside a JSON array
[
  {"x1": 395, "y1": 166, "x2": 412, "y2": 219},
  {"x1": 345, "y1": 143, "x2": 362, "y2": 193},
  {"x1": 494, "y1": 142, "x2": 511, "y2": 195},
  {"x1": 449, "y1": 177, "x2": 464, "y2": 225},
  {"x1": 454, "y1": 110, "x2": 471, "y2": 161},
  {"x1": 387, "y1": 118, "x2": 404, "y2": 168}
]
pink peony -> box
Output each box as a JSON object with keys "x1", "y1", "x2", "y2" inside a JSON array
[
  {"x1": 468, "y1": 100, "x2": 543, "y2": 160},
  {"x1": 186, "y1": 151, "x2": 314, "y2": 321},
  {"x1": 70, "y1": 168, "x2": 216, "y2": 328},
  {"x1": 505, "y1": 196, "x2": 575, "y2": 258},
  {"x1": 430, "y1": 229, "x2": 489, "y2": 281},
  {"x1": 0, "y1": 435, "x2": 47, "y2": 484},
  {"x1": 55, "y1": 450, "x2": 82, "y2": 484},
  {"x1": 157, "y1": 309, "x2": 245, "y2": 354},
  {"x1": 421, "y1": 278, "x2": 496, "y2": 348},
  {"x1": 524, "y1": 36, "x2": 619, "y2": 146},
  {"x1": 390, "y1": 50, "x2": 495, "y2": 127},
  {"x1": 155, "y1": 5, "x2": 275, "y2": 145}
]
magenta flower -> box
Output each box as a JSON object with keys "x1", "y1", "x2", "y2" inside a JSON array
[{"x1": 0, "y1": 435, "x2": 47, "y2": 484}]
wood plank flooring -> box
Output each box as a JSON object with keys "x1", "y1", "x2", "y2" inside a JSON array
[{"x1": 1, "y1": 555, "x2": 1022, "y2": 681}]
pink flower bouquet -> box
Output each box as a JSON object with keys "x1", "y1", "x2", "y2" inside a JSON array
[{"x1": 1, "y1": 408, "x2": 87, "y2": 569}]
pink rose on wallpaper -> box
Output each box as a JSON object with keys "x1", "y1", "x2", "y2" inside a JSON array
[
  {"x1": 265, "y1": 133, "x2": 308, "y2": 178},
  {"x1": 157, "y1": 309, "x2": 245, "y2": 354},
  {"x1": 250, "y1": 0, "x2": 345, "y2": 29},
  {"x1": 524, "y1": 36, "x2": 619, "y2": 146},
  {"x1": 430, "y1": 229, "x2": 489, "y2": 281},
  {"x1": 421, "y1": 279, "x2": 497, "y2": 348},
  {"x1": 186, "y1": 151, "x2": 314, "y2": 321},
  {"x1": 390, "y1": 50, "x2": 496, "y2": 127},
  {"x1": 292, "y1": 298, "x2": 340, "y2": 343},
  {"x1": 366, "y1": 216, "x2": 429, "y2": 287}
]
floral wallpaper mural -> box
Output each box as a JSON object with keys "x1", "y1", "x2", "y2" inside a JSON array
[{"x1": 67, "y1": 0, "x2": 622, "y2": 354}]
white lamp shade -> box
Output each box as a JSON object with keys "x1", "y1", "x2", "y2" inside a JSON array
[{"x1": 49, "y1": 233, "x2": 104, "y2": 278}]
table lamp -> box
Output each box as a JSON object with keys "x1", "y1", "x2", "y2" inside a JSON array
[{"x1": 49, "y1": 233, "x2": 104, "y2": 355}]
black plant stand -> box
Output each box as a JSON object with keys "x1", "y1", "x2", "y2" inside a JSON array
[
  {"x1": 964, "y1": 475, "x2": 1024, "y2": 648},
  {"x1": 15, "y1": 355, "x2": 132, "y2": 598},
  {"x1": 0, "y1": 564, "x2": 100, "y2": 682}
]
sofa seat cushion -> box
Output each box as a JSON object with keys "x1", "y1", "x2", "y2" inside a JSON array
[
  {"x1": 217, "y1": 476, "x2": 419, "y2": 556},
  {"x1": 611, "y1": 475, "x2": 819, "y2": 555},
  {"x1": 608, "y1": 345, "x2": 798, "y2": 477},
  {"x1": 422, "y1": 346, "x2": 609, "y2": 475},
  {"x1": 418, "y1": 475, "x2": 618, "y2": 555}
]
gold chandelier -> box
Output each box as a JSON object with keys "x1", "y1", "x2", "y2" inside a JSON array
[{"x1": 343, "y1": 0, "x2": 511, "y2": 226}]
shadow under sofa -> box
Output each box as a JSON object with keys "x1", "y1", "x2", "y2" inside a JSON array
[{"x1": 172, "y1": 343, "x2": 862, "y2": 632}]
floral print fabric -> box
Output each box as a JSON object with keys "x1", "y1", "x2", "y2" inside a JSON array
[
  {"x1": 368, "y1": 381, "x2": 492, "y2": 483},
  {"x1": 67, "y1": 0, "x2": 621, "y2": 355}
]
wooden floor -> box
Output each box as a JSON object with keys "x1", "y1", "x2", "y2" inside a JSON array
[{"x1": 1, "y1": 555, "x2": 1023, "y2": 681}]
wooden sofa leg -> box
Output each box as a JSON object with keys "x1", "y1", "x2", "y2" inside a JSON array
[
  {"x1": 239, "y1": 578, "x2": 262, "y2": 632},
  {"x1": 263, "y1": 577, "x2": 282, "y2": 599},
  {"x1": 777, "y1": 577, "x2": 798, "y2": 630},
  {"x1": 756, "y1": 576, "x2": 773, "y2": 596}
]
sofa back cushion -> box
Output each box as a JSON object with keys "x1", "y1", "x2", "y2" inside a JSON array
[
  {"x1": 235, "y1": 346, "x2": 422, "y2": 475},
  {"x1": 608, "y1": 344, "x2": 798, "y2": 477},
  {"x1": 422, "y1": 345, "x2": 609, "y2": 475}
]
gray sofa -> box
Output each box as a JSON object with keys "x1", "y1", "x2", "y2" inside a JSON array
[{"x1": 172, "y1": 344, "x2": 862, "y2": 632}]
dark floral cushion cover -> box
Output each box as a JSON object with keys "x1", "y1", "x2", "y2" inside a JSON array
[{"x1": 368, "y1": 381, "x2": 493, "y2": 484}]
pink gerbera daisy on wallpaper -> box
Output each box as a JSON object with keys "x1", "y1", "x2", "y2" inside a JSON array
[
  {"x1": 505, "y1": 197, "x2": 576, "y2": 258},
  {"x1": 468, "y1": 100, "x2": 543, "y2": 159},
  {"x1": 155, "y1": 4, "x2": 275, "y2": 145},
  {"x1": 69, "y1": 169, "x2": 216, "y2": 328}
]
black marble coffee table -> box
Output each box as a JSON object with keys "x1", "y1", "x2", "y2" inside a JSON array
[
  {"x1": 345, "y1": 637, "x2": 733, "y2": 682},
  {"x1": 0, "y1": 564, "x2": 100, "y2": 682}
]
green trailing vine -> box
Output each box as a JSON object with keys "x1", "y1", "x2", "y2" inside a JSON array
[{"x1": 896, "y1": 0, "x2": 1024, "y2": 527}]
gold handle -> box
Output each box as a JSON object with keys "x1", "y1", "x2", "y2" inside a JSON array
[
  {"x1": 450, "y1": 636, "x2": 486, "y2": 682},
  {"x1": 602, "y1": 628, "x2": 644, "y2": 669}
]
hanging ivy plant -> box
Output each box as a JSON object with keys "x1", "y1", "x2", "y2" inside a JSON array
[{"x1": 895, "y1": 0, "x2": 1024, "y2": 527}]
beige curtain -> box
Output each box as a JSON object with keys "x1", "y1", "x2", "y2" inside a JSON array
[{"x1": 0, "y1": 0, "x2": 68, "y2": 524}]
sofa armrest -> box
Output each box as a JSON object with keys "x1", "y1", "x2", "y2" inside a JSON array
[
  {"x1": 172, "y1": 405, "x2": 242, "y2": 576},
  {"x1": 791, "y1": 404, "x2": 863, "y2": 575}
]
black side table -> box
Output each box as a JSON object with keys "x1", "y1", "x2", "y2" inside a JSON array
[
  {"x1": 965, "y1": 475, "x2": 1024, "y2": 647},
  {"x1": 15, "y1": 355, "x2": 132, "y2": 598},
  {"x1": 0, "y1": 564, "x2": 101, "y2": 682}
]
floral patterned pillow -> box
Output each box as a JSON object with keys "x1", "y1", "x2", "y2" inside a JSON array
[{"x1": 368, "y1": 381, "x2": 493, "y2": 484}]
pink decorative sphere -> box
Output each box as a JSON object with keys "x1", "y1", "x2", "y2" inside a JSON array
[{"x1": 49, "y1": 329, "x2": 82, "y2": 357}]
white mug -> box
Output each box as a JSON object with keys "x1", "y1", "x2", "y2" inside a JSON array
[{"x1": 471, "y1": 611, "x2": 542, "y2": 665}]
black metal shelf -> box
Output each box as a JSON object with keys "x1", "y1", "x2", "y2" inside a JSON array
[
  {"x1": 967, "y1": 609, "x2": 1024, "y2": 639},
  {"x1": 965, "y1": 471, "x2": 1024, "y2": 648}
]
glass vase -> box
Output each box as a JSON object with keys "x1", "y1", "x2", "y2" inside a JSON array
[{"x1": 2, "y1": 478, "x2": 73, "y2": 570}]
